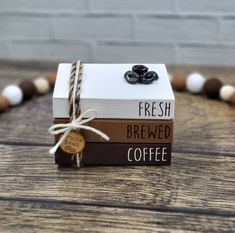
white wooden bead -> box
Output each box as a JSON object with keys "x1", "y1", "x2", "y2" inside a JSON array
[
  {"x1": 34, "y1": 77, "x2": 50, "y2": 94},
  {"x1": 219, "y1": 85, "x2": 235, "y2": 102},
  {"x1": 186, "y1": 73, "x2": 205, "y2": 94},
  {"x1": 2, "y1": 85, "x2": 23, "y2": 106}
]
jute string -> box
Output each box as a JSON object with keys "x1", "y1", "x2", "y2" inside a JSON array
[{"x1": 49, "y1": 60, "x2": 110, "y2": 167}]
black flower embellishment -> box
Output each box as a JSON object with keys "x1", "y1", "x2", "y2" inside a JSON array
[{"x1": 124, "y1": 65, "x2": 158, "y2": 84}]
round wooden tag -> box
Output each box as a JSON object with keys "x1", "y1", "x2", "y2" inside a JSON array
[{"x1": 60, "y1": 131, "x2": 85, "y2": 154}]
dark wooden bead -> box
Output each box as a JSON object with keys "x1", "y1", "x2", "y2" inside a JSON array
[
  {"x1": 140, "y1": 71, "x2": 158, "y2": 84},
  {"x1": 124, "y1": 71, "x2": 140, "y2": 84},
  {"x1": 203, "y1": 78, "x2": 223, "y2": 99},
  {"x1": 0, "y1": 96, "x2": 9, "y2": 113},
  {"x1": 132, "y1": 65, "x2": 148, "y2": 75},
  {"x1": 19, "y1": 80, "x2": 37, "y2": 100}
]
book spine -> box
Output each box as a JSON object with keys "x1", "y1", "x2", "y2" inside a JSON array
[
  {"x1": 54, "y1": 119, "x2": 173, "y2": 143},
  {"x1": 53, "y1": 100, "x2": 175, "y2": 120},
  {"x1": 55, "y1": 143, "x2": 171, "y2": 166},
  {"x1": 80, "y1": 100, "x2": 175, "y2": 120}
]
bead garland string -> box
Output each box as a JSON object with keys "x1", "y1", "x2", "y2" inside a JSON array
[{"x1": 0, "y1": 71, "x2": 235, "y2": 114}]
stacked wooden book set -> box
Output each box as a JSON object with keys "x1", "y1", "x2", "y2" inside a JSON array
[{"x1": 52, "y1": 63, "x2": 175, "y2": 167}]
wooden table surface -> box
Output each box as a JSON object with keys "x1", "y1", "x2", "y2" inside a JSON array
[{"x1": 0, "y1": 61, "x2": 234, "y2": 232}]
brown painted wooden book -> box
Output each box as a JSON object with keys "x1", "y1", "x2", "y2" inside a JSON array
[
  {"x1": 55, "y1": 143, "x2": 171, "y2": 166},
  {"x1": 54, "y1": 119, "x2": 174, "y2": 143}
]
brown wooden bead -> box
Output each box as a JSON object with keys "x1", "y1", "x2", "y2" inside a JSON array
[
  {"x1": 19, "y1": 80, "x2": 37, "y2": 100},
  {"x1": 47, "y1": 72, "x2": 57, "y2": 87},
  {"x1": 203, "y1": 78, "x2": 223, "y2": 99},
  {"x1": 0, "y1": 96, "x2": 9, "y2": 113},
  {"x1": 171, "y1": 75, "x2": 186, "y2": 91},
  {"x1": 230, "y1": 92, "x2": 235, "y2": 105}
]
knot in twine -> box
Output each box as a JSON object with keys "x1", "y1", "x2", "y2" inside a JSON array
[{"x1": 48, "y1": 109, "x2": 110, "y2": 155}]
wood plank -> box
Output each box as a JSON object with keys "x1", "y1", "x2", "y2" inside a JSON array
[
  {"x1": 173, "y1": 91, "x2": 235, "y2": 153},
  {"x1": 0, "y1": 199, "x2": 234, "y2": 233},
  {"x1": 0, "y1": 94, "x2": 53, "y2": 145},
  {"x1": 0, "y1": 144, "x2": 234, "y2": 212}
]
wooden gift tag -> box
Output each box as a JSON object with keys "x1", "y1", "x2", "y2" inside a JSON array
[{"x1": 60, "y1": 131, "x2": 85, "y2": 154}]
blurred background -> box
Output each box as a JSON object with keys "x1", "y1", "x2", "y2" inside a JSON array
[{"x1": 0, "y1": 0, "x2": 235, "y2": 65}]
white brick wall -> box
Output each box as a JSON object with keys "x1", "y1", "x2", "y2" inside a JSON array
[{"x1": 0, "y1": 0, "x2": 235, "y2": 65}]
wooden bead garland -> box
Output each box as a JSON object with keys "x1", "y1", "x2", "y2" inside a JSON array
[
  {"x1": 0, "y1": 73, "x2": 56, "y2": 113},
  {"x1": 203, "y1": 78, "x2": 222, "y2": 99},
  {"x1": 186, "y1": 73, "x2": 205, "y2": 94},
  {"x1": 2, "y1": 85, "x2": 23, "y2": 106},
  {"x1": 171, "y1": 75, "x2": 186, "y2": 92},
  {"x1": 219, "y1": 85, "x2": 235, "y2": 102},
  {"x1": 171, "y1": 73, "x2": 235, "y2": 105},
  {"x1": 19, "y1": 80, "x2": 37, "y2": 100},
  {"x1": 34, "y1": 77, "x2": 50, "y2": 94}
]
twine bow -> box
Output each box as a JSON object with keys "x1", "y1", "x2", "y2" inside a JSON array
[{"x1": 48, "y1": 108, "x2": 110, "y2": 155}]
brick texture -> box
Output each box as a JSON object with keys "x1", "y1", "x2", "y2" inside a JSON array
[
  {"x1": 94, "y1": 41, "x2": 176, "y2": 63},
  {"x1": 89, "y1": 0, "x2": 175, "y2": 13},
  {"x1": 0, "y1": 0, "x2": 234, "y2": 65},
  {"x1": 4, "y1": 40, "x2": 92, "y2": 61}
]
